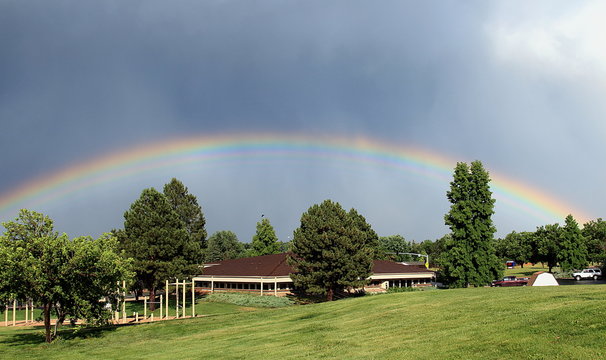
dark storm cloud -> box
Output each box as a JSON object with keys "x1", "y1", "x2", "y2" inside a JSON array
[{"x1": 1, "y1": 1, "x2": 605, "y2": 240}]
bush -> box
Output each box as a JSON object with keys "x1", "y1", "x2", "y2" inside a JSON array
[
  {"x1": 204, "y1": 293, "x2": 294, "y2": 307},
  {"x1": 387, "y1": 287, "x2": 419, "y2": 293}
]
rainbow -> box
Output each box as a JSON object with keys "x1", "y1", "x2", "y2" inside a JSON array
[{"x1": 0, "y1": 133, "x2": 591, "y2": 224}]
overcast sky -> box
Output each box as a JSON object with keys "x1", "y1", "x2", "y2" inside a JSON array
[{"x1": 1, "y1": 1, "x2": 605, "y2": 243}]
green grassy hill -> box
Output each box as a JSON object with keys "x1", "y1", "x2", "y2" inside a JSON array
[{"x1": 2, "y1": 286, "x2": 605, "y2": 359}]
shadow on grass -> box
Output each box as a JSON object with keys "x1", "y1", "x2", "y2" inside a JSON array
[{"x1": 0, "y1": 323, "x2": 126, "y2": 346}]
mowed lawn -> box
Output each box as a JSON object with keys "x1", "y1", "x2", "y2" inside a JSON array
[{"x1": 2, "y1": 286, "x2": 606, "y2": 359}]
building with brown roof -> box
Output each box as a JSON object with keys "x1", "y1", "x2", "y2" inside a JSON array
[{"x1": 192, "y1": 253, "x2": 435, "y2": 296}]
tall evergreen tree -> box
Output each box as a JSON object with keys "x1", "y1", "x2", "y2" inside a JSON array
[
  {"x1": 163, "y1": 178, "x2": 207, "y2": 250},
  {"x1": 558, "y1": 215, "x2": 588, "y2": 272},
  {"x1": 441, "y1": 161, "x2": 502, "y2": 288},
  {"x1": 122, "y1": 188, "x2": 202, "y2": 310},
  {"x1": 251, "y1": 218, "x2": 280, "y2": 256},
  {"x1": 289, "y1": 200, "x2": 378, "y2": 301}
]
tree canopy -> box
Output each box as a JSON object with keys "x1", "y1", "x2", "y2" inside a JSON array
[
  {"x1": 121, "y1": 187, "x2": 202, "y2": 310},
  {"x1": 581, "y1": 218, "x2": 606, "y2": 265},
  {"x1": 0, "y1": 210, "x2": 132, "y2": 342},
  {"x1": 440, "y1": 161, "x2": 502, "y2": 288},
  {"x1": 205, "y1": 230, "x2": 245, "y2": 262},
  {"x1": 251, "y1": 217, "x2": 281, "y2": 256},
  {"x1": 289, "y1": 200, "x2": 378, "y2": 301},
  {"x1": 163, "y1": 178, "x2": 207, "y2": 250}
]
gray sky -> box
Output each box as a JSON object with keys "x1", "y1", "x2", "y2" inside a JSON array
[{"x1": 1, "y1": 1, "x2": 605, "y2": 242}]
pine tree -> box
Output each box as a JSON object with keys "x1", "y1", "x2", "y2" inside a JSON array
[
  {"x1": 163, "y1": 178, "x2": 207, "y2": 250},
  {"x1": 558, "y1": 215, "x2": 588, "y2": 272},
  {"x1": 122, "y1": 188, "x2": 202, "y2": 310},
  {"x1": 441, "y1": 161, "x2": 502, "y2": 288},
  {"x1": 289, "y1": 200, "x2": 378, "y2": 301},
  {"x1": 251, "y1": 218, "x2": 281, "y2": 256}
]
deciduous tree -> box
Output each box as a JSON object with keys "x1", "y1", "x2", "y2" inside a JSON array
[
  {"x1": 0, "y1": 210, "x2": 131, "y2": 343},
  {"x1": 378, "y1": 235, "x2": 411, "y2": 261},
  {"x1": 582, "y1": 218, "x2": 606, "y2": 265},
  {"x1": 205, "y1": 230, "x2": 245, "y2": 262}
]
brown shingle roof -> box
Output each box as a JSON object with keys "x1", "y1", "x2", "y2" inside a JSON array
[
  {"x1": 202, "y1": 253, "x2": 292, "y2": 277},
  {"x1": 200, "y1": 253, "x2": 434, "y2": 277}
]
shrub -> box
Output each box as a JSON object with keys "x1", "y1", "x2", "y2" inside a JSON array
[
  {"x1": 204, "y1": 293, "x2": 294, "y2": 307},
  {"x1": 387, "y1": 287, "x2": 418, "y2": 293}
]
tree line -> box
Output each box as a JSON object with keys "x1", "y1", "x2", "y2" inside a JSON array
[{"x1": 2, "y1": 162, "x2": 605, "y2": 342}]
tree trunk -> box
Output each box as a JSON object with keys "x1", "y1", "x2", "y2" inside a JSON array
[
  {"x1": 53, "y1": 311, "x2": 65, "y2": 338},
  {"x1": 521, "y1": 263, "x2": 524, "y2": 268},
  {"x1": 43, "y1": 303, "x2": 52, "y2": 343},
  {"x1": 149, "y1": 287, "x2": 156, "y2": 311},
  {"x1": 326, "y1": 288, "x2": 334, "y2": 302}
]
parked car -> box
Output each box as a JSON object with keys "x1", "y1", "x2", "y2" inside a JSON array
[
  {"x1": 572, "y1": 268, "x2": 602, "y2": 281},
  {"x1": 491, "y1": 276, "x2": 529, "y2": 287}
]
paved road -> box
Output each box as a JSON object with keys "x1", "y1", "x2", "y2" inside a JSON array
[{"x1": 557, "y1": 278, "x2": 606, "y2": 286}]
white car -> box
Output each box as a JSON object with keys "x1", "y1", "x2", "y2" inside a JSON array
[{"x1": 572, "y1": 268, "x2": 602, "y2": 281}]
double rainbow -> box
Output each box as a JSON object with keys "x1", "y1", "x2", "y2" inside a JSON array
[{"x1": 0, "y1": 133, "x2": 591, "y2": 224}]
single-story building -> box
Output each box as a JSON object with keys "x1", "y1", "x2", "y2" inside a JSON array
[{"x1": 192, "y1": 253, "x2": 435, "y2": 296}]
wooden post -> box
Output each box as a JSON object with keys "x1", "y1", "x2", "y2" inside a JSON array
[
  {"x1": 25, "y1": 299, "x2": 28, "y2": 324},
  {"x1": 211, "y1": 276, "x2": 214, "y2": 293},
  {"x1": 260, "y1": 279, "x2": 263, "y2": 296},
  {"x1": 144, "y1": 297, "x2": 147, "y2": 319},
  {"x1": 160, "y1": 295, "x2": 163, "y2": 319},
  {"x1": 122, "y1": 280, "x2": 126, "y2": 323},
  {"x1": 182, "y1": 280, "x2": 186, "y2": 318},
  {"x1": 13, "y1": 299, "x2": 16, "y2": 326},
  {"x1": 151, "y1": 313, "x2": 154, "y2": 322},
  {"x1": 191, "y1": 279, "x2": 195, "y2": 318},
  {"x1": 165, "y1": 280, "x2": 169, "y2": 318},
  {"x1": 175, "y1": 279, "x2": 179, "y2": 318},
  {"x1": 4, "y1": 304, "x2": 7, "y2": 326},
  {"x1": 274, "y1": 277, "x2": 278, "y2": 296}
]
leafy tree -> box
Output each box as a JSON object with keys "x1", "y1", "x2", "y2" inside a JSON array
[
  {"x1": 497, "y1": 231, "x2": 533, "y2": 268},
  {"x1": 251, "y1": 218, "x2": 281, "y2": 256},
  {"x1": 582, "y1": 218, "x2": 606, "y2": 265},
  {"x1": 122, "y1": 188, "x2": 202, "y2": 310},
  {"x1": 533, "y1": 224, "x2": 561, "y2": 272},
  {"x1": 0, "y1": 210, "x2": 131, "y2": 343},
  {"x1": 378, "y1": 235, "x2": 412, "y2": 261},
  {"x1": 289, "y1": 200, "x2": 378, "y2": 301},
  {"x1": 163, "y1": 178, "x2": 207, "y2": 250},
  {"x1": 205, "y1": 230, "x2": 245, "y2": 262},
  {"x1": 441, "y1": 161, "x2": 502, "y2": 288},
  {"x1": 558, "y1": 215, "x2": 587, "y2": 272}
]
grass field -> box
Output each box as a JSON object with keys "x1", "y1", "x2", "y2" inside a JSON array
[{"x1": 2, "y1": 286, "x2": 606, "y2": 359}]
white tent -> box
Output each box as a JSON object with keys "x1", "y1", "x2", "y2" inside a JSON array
[{"x1": 528, "y1": 271, "x2": 559, "y2": 286}]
